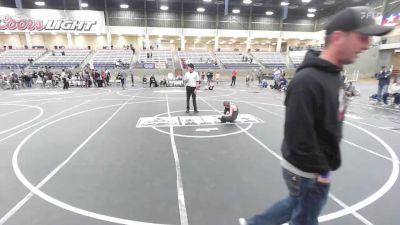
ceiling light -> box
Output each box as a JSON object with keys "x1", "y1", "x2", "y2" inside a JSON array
[
  {"x1": 160, "y1": 5, "x2": 168, "y2": 10},
  {"x1": 302, "y1": 0, "x2": 311, "y2": 3},
  {"x1": 203, "y1": 0, "x2": 212, "y2": 2},
  {"x1": 35, "y1": 1, "x2": 45, "y2": 6},
  {"x1": 120, "y1": 4, "x2": 128, "y2": 8},
  {"x1": 266, "y1": 11, "x2": 274, "y2": 15},
  {"x1": 308, "y1": 8, "x2": 316, "y2": 12},
  {"x1": 307, "y1": 13, "x2": 315, "y2": 17},
  {"x1": 197, "y1": 7, "x2": 205, "y2": 12},
  {"x1": 324, "y1": 0, "x2": 335, "y2": 5},
  {"x1": 280, "y1": 1, "x2": 289, "y2": 6},
  {"x1": 232, "y1": 9, "x2": 240, "y2": 14},
  {"x1": 243, "y1": 0, "x2": 252, "y2": 4},
  {"x1": 170, "y1": 40, "x2": 174, "y2": 43},
  {"x1": 81, "y1": 2, "x2": 88, "y2": 7}
]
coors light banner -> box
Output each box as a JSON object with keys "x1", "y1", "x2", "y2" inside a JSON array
[{"x1": 0, "y1": 7, "x2": 106, "y2": 33}]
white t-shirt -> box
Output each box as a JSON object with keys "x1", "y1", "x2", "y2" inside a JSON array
[{"x1": 184, "y1": 71, "x2": 199, "y2": 87}]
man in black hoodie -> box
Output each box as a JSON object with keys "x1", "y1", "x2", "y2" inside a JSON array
[{"x1": 240, "y1": 6, "x2": 392, "y2": 225}]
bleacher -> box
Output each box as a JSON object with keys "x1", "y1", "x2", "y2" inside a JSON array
[
  {"x1": 137, "y1": 50, "x2": 173, "y2": 69},
  {"x1": 92, "y1": 49, "x2": 133, "y2": 69},
  {"x1": 289, "y1": 51, "x2": 307, "y2": 67},
  {"x1": 215, "y1": 51, "x2": 261, "y2": 69},
  {"x1": 252, "y1": 52, "x2": 286, "y2": 68},
  {"x1": 177, "y1": 51, "x2": 219, "y2": 70},
  {"x1": 0, "y1": 49, "x2": 46, "y2": 69},
  {"x1": 33, "y1": 49, "x2": 90, "y2": 69}
]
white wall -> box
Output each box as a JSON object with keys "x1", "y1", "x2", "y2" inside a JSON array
[{"x1": 0, "y1": 34, "x2": 24, "y2": 47}]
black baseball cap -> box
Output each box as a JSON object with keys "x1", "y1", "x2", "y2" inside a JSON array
[{"x1": 325, "y1": 6, "x2": 393, "y2": 36}]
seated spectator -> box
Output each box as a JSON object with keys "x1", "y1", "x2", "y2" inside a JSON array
[
  {"x1": 149, "y1": 75, "x2": 157, "y2": 87},
  {"x1": 389, "y1": 80, "x2": 400, "y2": 108},
  {"x1": 278, "y1": 74, "x2": 288, "y2": 91},
  {"x1": 159, "y1": 78, "x2": 167, "y2": 87},
  {"x1": 345, "y1": 82, "x2": 358, "y2": 97}
]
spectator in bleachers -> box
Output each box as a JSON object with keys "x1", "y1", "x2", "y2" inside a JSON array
[
  {"x1": 249, "y1": 57, "x2": 253, "y2": 64},
  {"x1": 184, "y1": 63, "x2": 200, "y2": 113},
  {"x1": 231, "y1": 70, "x2": 237, "y2": 86}
]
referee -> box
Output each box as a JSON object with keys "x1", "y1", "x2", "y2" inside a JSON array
[{"x1": 184, "y1": 63, "x2": 200, "y2": 113}]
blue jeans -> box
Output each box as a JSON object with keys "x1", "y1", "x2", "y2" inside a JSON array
[
  {"x1": 247, "y1": 168, "x2": 330, "y2": 225},
  {"x1": 377, "y1": 84, "x2": 389, "y2": 103}
]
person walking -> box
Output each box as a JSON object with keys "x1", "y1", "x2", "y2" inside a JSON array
[
  {"x1": 184, "y1": 63, "x2": 200, "y2": 113},
  {"x1": 119, "y1": 69, "x2": 127, "y2": 89},
  {"x1": 239, "y1": 6, "x2": 392, "y2": 225},
  {"x1": 231, "y1": 69, "x2": 237, "y2": 86}
]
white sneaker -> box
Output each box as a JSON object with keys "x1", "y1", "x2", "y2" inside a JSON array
[{"x1": 238, "y1": 218, "x2": 248, "y2": 225}]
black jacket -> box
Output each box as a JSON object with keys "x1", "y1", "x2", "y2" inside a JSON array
[{"x1": 281, "y1": 50, "x2": 346, "y2": 174}]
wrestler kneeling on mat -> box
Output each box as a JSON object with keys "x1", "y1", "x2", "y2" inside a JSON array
[{"x1": 219, "y1": 101, "x2": 239, "y2": 123}]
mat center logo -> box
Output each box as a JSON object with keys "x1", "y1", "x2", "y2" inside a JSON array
[{"x1": 136, "y1": 114, "x2": 264, "y2": 128}]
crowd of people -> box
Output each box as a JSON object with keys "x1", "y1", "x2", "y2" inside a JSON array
[{"x1": 370, "y1": 66, "x2": 400, "y2": 108}]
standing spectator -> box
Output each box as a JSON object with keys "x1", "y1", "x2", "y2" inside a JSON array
[
  {"x1": 101, "y1": 70, "x2": 107, "y2": 87},
  {"x1": 376, "y1": 66, "x2": 391, "y2": 105},
  {"x1": 231, "y1": 70, "x2": 237, "y2": 86},
  {"x1": 130, "y1": 71, "x2": 135, "y2": 87},
  {"x1": 105, "y1": 68, "x2": 111, "y2": 86},
  {"x1": 184, "y1": 63, "x2": 200, "y2": 113},
  {"x1": 239, "y1": 6, "x2": 392, "y2": 225},
  {"x1": 119, "y1": 69, "x2": 127, "y2": 89},
  {"x1": 215, "y1": 72, "x2": 220, "y2": 84}
]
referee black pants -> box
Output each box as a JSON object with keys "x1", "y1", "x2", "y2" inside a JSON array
[{"x1": 186, "y1": 86, "x2": 197, "y2": 110}]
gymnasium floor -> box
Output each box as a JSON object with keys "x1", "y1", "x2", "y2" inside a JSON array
[{"x1": 0, "y1": 81, "x2": 399, "y2": 225}]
